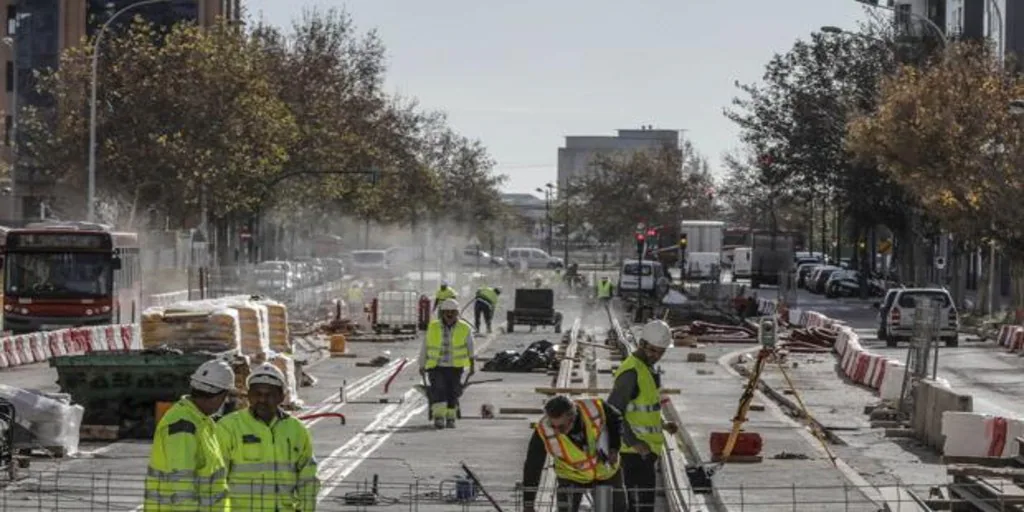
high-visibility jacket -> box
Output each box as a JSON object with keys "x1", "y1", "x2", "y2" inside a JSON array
[
  {"x1": 535, "y1": 399, "x2": 619, "y2": 484},
  {"x1": 423, "y1": 319, "x2": 472, "y2": 369},
  {"x1": 144, "y1": 397, "x2": 229, "y2": 511},
  {"x1": 475, "y1": 287, "x2": 498, "y2": 308},
  {"x1": 614, "y1": 355, "x2": 665, "y2": 456},
  {"x1": 435, "y1": 287, "x2": 457, "y2": 302},
  {"x1": 597, "y1": 280, "x2": 613, "y2": 298},
  {"x1": 215, "y1": 409, "x2": 319, "y2": 511}
]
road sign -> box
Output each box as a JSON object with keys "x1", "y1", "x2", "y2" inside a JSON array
[{"x1": 934, "y1": 256, "x2": 946, "y2": 270}]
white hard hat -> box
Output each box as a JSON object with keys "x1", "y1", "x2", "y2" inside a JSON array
[
  {"x1": 190, "y1": 359, "x2": 235, "y2": 394},
  {"x1": 439, "y1": 298, "x2": 460, "y2": 312},
  {"x1": 248, "y1": 363, "x2": 286, "y2": 389},
  {"x1": 640, "y1": 320, "x2": 673, "y2": 349}
]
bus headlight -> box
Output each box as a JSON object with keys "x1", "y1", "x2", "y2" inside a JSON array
[
  {"x1": 18, "y1": 308, "x2": 27, "y2": 315},
  {"x1": 100, "y1": 305, "x2": 111, "y2": 313},
  {"x1": 85, "y1": 309, "x2": 94, "y2": 316}
]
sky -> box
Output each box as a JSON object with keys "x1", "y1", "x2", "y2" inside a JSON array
[{"x1": 244, "y1": 0, "x2": 871, "y2": 196}]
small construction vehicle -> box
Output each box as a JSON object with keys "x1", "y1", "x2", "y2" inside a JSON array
[{"x1": 506, "y1": 288, "x2": 563, "y2": 333}]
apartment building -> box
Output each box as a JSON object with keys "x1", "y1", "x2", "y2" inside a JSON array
[{"x1": 1, "y1": 0, "x2": 241, "y2": 221}]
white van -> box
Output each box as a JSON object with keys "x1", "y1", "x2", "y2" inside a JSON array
[
  {"x1": 732, "y1": 247, "x2": 752, "y2": 280},
  {"x1": 618, "y1": 259, "x2": 670, "y2": 298},
  {"x1": 505, "y1": 247, "x2": 564, "y2": 269},
  {"x1": 349, "y1": 250, "x2": 389, "y2": 272}
]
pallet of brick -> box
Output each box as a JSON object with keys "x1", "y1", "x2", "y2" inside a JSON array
[
  {"x1": 140, "y1": 305, "x2": 241, "y2": 352},
  {"x1": 254, "y1": 299, "x2": 290, "y2": 352},
  {"x1": 225, "y1": 302, "x2": 270, "y2": 356}
]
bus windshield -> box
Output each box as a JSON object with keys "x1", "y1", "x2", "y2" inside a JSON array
[{"x1": 5, "y1": 252, "x2": 113, "y2": 298}]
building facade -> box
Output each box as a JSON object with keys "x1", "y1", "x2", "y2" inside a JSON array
[
  {"x1": 556, "y1": 127, "x2": 681, "y2": 188},
  {"x1": 0, "y1": 0, "x2": 240, "y2": 222},
  {"x1": 896, "y1": 0, "x2": 1021, "y2": 59}
]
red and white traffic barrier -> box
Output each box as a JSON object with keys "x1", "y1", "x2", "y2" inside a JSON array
[
  {"x1": 0, "y1": 323, "x2": 142, "y2": 370},
  {"x1": 943, "y1": 412, "x2": 1024, "y2": 458}
]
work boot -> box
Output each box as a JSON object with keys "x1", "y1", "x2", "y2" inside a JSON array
[
  {"x1": 445, "y1": 408, "x2": 457, "y2": 428},
  {"x1": 434, "y1": 417, "x2": 445, "y2": 429},
  {"x1": 445, "y1": 418, "x2": 456, "y2": 428}
]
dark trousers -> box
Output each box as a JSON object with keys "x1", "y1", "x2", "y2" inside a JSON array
[
  {"x1": 474, "y1": 301, "x2": 494, "y2": 333},
  {"x1": 555, "y1": 469, "x2": 628, "y2": 512},
  {"x1": 621, "y1": 453, "x2": 658, "y2": 512},
  {"x1": 426, "y1": 367, "x2": 463, "y2": 409}
]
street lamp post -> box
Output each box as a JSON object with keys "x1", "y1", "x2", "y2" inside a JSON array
[
  {"x1": 87, "y1": 0, "x2": 171, "y2": 222},
  {"x1": 535, "y1": 183, "x2": 553, "y2": 254},
  {"x1": 2, "y1": 36, "x2": 16, "y2": 221}
]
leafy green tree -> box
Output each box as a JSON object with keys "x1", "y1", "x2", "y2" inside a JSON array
[{"x1": 19, "y1": 19, "x2": 296, "y2": 226}]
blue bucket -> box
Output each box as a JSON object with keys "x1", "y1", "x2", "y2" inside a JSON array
[{"x1": 455, "y1": 477, "x2": 476, "y2": 501}]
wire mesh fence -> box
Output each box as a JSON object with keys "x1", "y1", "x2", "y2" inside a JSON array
[{"x1": 0, "y1": 468, "x2": 1018, "y2": 511}]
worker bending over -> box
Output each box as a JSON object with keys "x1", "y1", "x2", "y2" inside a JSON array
[
  {"x1": 419, "y1": 298, "x2": 475, "y2": 429},
  {"x1": 474, "y1": 286, "x2": 501, "y2": 334},
  {"x1": 521, "y1": 395, "x2": 628, "y2": 512},
  {"x1": 145, "y1": 359, "x2": 236, "y2": 511},
  {"x1": 216, "y1": 364, "x2": 319, "y2": 511},
  {"x1": 606, "y1": 320, "x2": 678, "y2": 512}
]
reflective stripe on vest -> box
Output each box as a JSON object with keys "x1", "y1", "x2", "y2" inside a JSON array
[
  {"x1": 535, "y1": 399, "x2": 619, "y2": 484},
  {"x1": 615, "y1": 355, "x2": 665, "y2": 455},
  {"x1": 424, "y1": 320, "x2": 471, "y2": 369}
]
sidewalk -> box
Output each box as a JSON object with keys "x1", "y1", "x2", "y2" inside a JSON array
[
  {"x1": 752, "y1": 349, "x2": 949, "y2": 494},
  {"x1": 661, "y1": 345, "x2": 882, "y2": 511}
]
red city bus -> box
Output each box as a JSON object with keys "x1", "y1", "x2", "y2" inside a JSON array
[{"x1": 0, "y1": 222, "x2": 142, "y2": 334}]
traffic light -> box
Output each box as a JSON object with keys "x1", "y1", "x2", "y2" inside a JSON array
[
  {"x1": 635, "y1": 233, "x2": 645, "y2": 257},
  {"x1": 679, "y1": 234, "x2": 688, "y2": 249}
]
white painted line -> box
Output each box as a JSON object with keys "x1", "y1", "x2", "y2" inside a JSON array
[{"x1": 315, "y1": 388, "x2": 427, "y2": 502}]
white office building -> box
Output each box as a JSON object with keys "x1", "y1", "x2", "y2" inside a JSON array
[{"x1": 556, "y1": 127, "x2": 682, "y2": 188}]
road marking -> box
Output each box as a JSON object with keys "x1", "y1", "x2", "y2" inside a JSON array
[{"x1": 315, "y1": 388, "x2": 426, "y2": 502}]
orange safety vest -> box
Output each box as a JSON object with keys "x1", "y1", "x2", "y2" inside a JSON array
[{"x1": 535, "y1": 399, "x2": 619, "y2": 484}]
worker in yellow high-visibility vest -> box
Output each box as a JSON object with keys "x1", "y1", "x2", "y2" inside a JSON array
[
  {"x1": 419, "y1": 298, "x2": 475, "y2": 429},
  {"x1": 521, "y1": 395, "x2": 628, "y2": 512},
  {"x1": 607, "y1": 320, "x2": 679, "y2": 512},
  {"x1": 144, "y1": 359, "x2": 235, "y2": 511},
  {"x1": 473, "y1": 286, "x2": 501, "y2": 334},
  {"x1": 433, "y1": 282, "x2": 457, "y2": 313},
  {"x1": 216, "y1": 364, "x2": 319, "y2": 510}
]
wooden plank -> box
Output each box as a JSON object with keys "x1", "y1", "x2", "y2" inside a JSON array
[
  {"x1": 500, "y1": 407, "x2": 543, "y2": 415},
  {"x1": 943, "y1": 456, "x2": 1021, "y2": 468},
  {"x1": 948, "y1": 464, "x2": 1024, "y2": 478}
]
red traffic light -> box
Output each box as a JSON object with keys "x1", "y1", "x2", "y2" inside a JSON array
[
  {"x1": 646, "y1": 229, "x2": 656, "y2": 236},
  {"x1": 635, "y1": 233, "x2": 645, "y2": 241}
]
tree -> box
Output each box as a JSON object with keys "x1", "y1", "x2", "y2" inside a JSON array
[
  {"x1": 846, "y1": 41, "x2": 1024, "y2": 307},
  {"x1": 724, "y1": 19, "x2": 919, "y2": 259},
  {"x1": 19, "y1": 18, "x2": 296, "y2": 226},
  {"x1": 570, "y1": 140, "x2": 715, "y2": 245}
]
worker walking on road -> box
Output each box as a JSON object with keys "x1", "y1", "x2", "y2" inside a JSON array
[
  {"x1": 474, "y1": 286, "x2": 501, "y2": 334},
  {"x1": 434, "y1": 282, "x2": 457, "y2": 312},
  {"x1": 216, "y1": 363, "x2": 319, "y2": 511},
  {"x1": 521, "y1": 395, "x2": 628, "y2": 512},
  {"x1": 606, "y1": 320, "x2": 679, "y2": 512},
  {"x1": 144, "y1": 359, "x2": 235, "y2": 511},
  {"x1": 597, "y1": 276, "x2": 614, "y2": 302},
  {"x1": 419, "y1": 298, "x2": 475, "y2": 429}
]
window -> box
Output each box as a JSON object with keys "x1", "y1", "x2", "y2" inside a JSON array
[
  {"x1": 5, "y1": 5, "x2": 14, "y2": 36},
  {"x1": 897, "y1": 291, "x2": 952, "y2": 308},
  {"x1": 5, "y1": 61, "x2": 11, "y2": 92}
]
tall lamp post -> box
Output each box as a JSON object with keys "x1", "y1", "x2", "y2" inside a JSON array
[
  {"x1": 535, "y1": 182, "x2": 553, "y2": 254},
  {"x1": 87, "y1": 0, "x2": 171, "y2": 222},
  {"x1": 2, "y1": 36, "x2": 16, "y2": 221}
]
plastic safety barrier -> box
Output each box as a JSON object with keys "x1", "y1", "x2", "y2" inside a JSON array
[{"x1": 0, "y1": 323, "x2": 142, "y2": 368}]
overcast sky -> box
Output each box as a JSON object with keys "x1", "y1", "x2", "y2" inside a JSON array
[{"x1": 245, "y1": 0, "x2": 870, "y2": 195}]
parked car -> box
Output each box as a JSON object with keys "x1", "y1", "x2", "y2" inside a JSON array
[
  {"x1": 824, "y1": 270, "x2": 885, "y2": 298},
  {"x1": 505, "y1": 247, "x2": 564, "y2": 269},
  {"x1": 796, "y1": 263, "x2": 822, "y2": 288},
  {"x1": 874, "y1": 288, "x2": 959, "y2": 347},
  {"x1": 807, "y1": 266, "x2": 841, "y2": 294}
]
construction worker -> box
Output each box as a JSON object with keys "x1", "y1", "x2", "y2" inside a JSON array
[
  {"x1": 597, "y1": 276, "x2": 614, "y2": 302},
  {"x1": 144, "y1": 359, "x2": 235, "y2": 511},
  {"x1": 434, "y1": 282, "x2": 457, "y2": 311},
  {"x1": 418, "y1": 298, "x2": 475, "y2": 429},
  {"x1": 521, "y1": 395, "x2": 627, "y2": 512},
  {"x1": 474, "y1": 285, "x2": 501, "y2": 334},
  {"x1": 216, "y1": 363, "x2": 319, "y2": 510},
  {"x1": 606, "y1": 320, "x2": 679, "y2": 512}
]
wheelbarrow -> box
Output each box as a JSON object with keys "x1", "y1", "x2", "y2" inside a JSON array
[{"x1": 415, "y1": 374, "x2": 503, "y2": 420}]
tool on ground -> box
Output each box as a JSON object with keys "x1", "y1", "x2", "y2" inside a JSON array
[
  {"x1": 343, "y1": 473, "x2": 380, "y2": 505},
  {"x1": 461, "y1": 461, "x2": 503, "y2": 512},
  {"x1": 685, "y1": 317, "x2": 835, "y2": 494}
]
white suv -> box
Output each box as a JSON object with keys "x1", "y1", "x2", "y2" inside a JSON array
[{"x1": 880, "y1": 288, "x2": 959, "y2": 348}]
